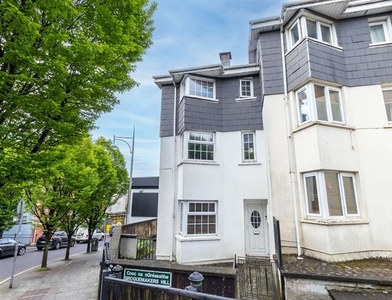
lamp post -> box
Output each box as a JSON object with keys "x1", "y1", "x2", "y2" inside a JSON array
[{"x1": 113, "y1": 126, "x2": 135, "y2": 225}]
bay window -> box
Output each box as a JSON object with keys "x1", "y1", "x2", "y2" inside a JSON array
[
  {"x1": 181, "y1": 76, "x2": 216, "y2": 100},
  {"x1": 304, "y1": 171, "x2": 359, "y2": 218},
  {"x1": 296, "y1": 83, "x2": 344, "y2": 126},
  {"x1": 382, "y1": 88, "x2": 392, "y2": 122},
  {"x1": 288, "y1": 15, "x2": 336, "y2": 49}
]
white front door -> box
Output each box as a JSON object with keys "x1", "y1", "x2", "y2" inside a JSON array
[{"x1": 245, "y1": 202, "x2": 268, "y2": 256}]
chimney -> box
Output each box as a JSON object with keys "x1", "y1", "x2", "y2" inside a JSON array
[{"x1": 219, "y1": 52, "x2": 232, "y2": 67}]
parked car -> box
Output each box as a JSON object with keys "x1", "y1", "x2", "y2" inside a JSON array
[
  {"x1": 0, "y1": 238, "x2": 26, "y2": 257},
  {"x1": 75, "y1": 228, "x2": 105, "y2": 243},
  {"x1": 36, "y1": 231, "x2": 75, "y2": 250}
]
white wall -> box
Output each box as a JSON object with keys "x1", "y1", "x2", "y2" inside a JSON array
[
  {"x1": 263, "y1": 94, "x2": 298, "y2": 252},
  {"x1": 156, "y1": 137, "x2": 175, "y2": 261},
  {"x1": 264, "y1": 85, "x2": 392, "y2": 261},
  {"x1": 157, "y1": 130, "x2": 270, "y2": 264}
]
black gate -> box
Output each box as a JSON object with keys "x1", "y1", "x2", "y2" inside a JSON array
[
  {"x1": 273, "y1": 217, "x2": 283, "y2": 269},
  {"x1": 236, "y1": 256, "x2": 279, "y2": 300}
]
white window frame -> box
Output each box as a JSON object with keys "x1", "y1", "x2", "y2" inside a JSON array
[
  {"x1": 242, "y1": 132, "x2": 256, "y2": 162},
  {"x1": 289, "y1": 19, "x2": 302, "y2": 48},
  {"x1": 382, "y1": 87, "x2": 392, "y2": 123},
  {"x1": 287, "y1": 14, "x2": 337, "y2": 50},
  {"x1": 295, "y1": 83, "x2": 345, "y2": 126},
  {"x1": 368, "y1": 16, "x2": 392, "y2": 45},
  {"x1": 184, "y1": 131, "x2": 215, "y2": 161},
  {"x1": 239, "y1": 79, "x2": 254, "y2": 98},
  {"x1": 179, "y1": 201, "x2": 218, "y2": 236},
  {"x1": 303, "y1": 171, "x2": 360, "y2": 219},
  {"x1": 181, "y1": 76, "x2": 217, "y2": 101}
]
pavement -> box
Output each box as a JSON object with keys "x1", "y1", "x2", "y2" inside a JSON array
[{"x1": 0, "y1": 246, "x2": 103, "y2": 300}]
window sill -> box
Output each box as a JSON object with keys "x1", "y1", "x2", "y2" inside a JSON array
[
  {"x1": 293, "y1": 121, "x2": 355, "y2": 133},
  {"x1": 182, "y1": 95, "x2": 219, "y2": 103},
  {"x1": 238, "y1": 162, "x2": 261, "y2": 166},
  {"x1": 369, "y1": 41, "x2": 392, "y2": 48},
  {"x1": 235, "y1": 96, "x2": 257, "y2": 102},
  {"x1": 178, "y1": 160, "x2": 219, "y2": 166},
  {"x1": 175, "y1": 234, "x2": 220, "y2": 242},
  {"x1": 302, "y1": 218, "x2": 369, "y2": 226}
]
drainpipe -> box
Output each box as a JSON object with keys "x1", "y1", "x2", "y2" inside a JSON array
[
  {"x1": 170, "y1": 77, "x2": 177, "y2": 262},
  {"x1": 280, "y1": 21, "x2": 302, "y2": 258}
]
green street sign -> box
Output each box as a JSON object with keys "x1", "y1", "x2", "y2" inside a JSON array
[{"x1": 124, "y1": 268, "x2": 172, "y2": 287}]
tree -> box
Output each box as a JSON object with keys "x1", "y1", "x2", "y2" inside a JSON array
[
  {"x1": 80, "y1": 137, "x2": 129, "y2": 252},
  {"x1": 0, "y1": 0, "x2": 156, "y2": 231},
  {"x1": 25, "y1": 138, "x2": 99, "y2": 268}
]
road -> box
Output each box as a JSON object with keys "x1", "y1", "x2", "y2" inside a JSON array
[{"x1": 0, "y1": 240, "x2": 105, "y2": 283}]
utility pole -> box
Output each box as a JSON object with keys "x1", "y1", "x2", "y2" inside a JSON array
[{"x1": 9, "y1": 200, "x2": 24, "y2": 288}]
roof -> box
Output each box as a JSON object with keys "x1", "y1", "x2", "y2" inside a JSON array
[
  {"x1": 248, "y1": 0, "x2": 392, "y2": 56},
  {"x1": 132, "y1": 176, "x2": 159, "y2": 189},
  {"x1": 250, "y1": 0, "x2": 392, "y2": 33},
  {"x1": 153, "y1": 63, "x2": 260, "y2": 88}
]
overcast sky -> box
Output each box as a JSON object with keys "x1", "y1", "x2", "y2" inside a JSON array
[{"x1": 91, "y1": 0, "x2": 286, "y2": 177}]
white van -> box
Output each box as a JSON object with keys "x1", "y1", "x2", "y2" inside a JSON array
[{"x1": 76, "y1": 228, "x2": 105, "y2": 243}]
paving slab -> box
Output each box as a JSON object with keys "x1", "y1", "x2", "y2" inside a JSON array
[{"x1": 0, "y1": 249, "x2": 102, "y2": 300}]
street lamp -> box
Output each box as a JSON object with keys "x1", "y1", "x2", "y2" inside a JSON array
[{"x1": 113, "y1": 126, "x2": 135, "y2": 225}]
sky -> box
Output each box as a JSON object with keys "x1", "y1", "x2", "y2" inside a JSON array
[{"x1": 91, "y1": 0, "x2": 286, "y2": 178}]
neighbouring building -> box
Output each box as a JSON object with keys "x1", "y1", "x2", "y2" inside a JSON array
[
  {"x1": 250, "y1": 0, "x2": 392, "y2": 262},
  {"x1": 129, "y1": 176, "x2": 159, "y2": 224},
  {"x1": 154, "y1": 0, "x2": 392, "y2": 297},
  {"x1": 106, "y1": 176, "x2": 159, "y2": 227}
]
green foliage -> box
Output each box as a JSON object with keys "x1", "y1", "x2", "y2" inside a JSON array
[
  {"x1": 24, "y1": 137, "x2": 99, "y2": 236},
  {"x1": 136, "y1": 239, "x2": 153, "y2": 259},
  {"x1": 80, "y1": 137, "x2": 129, "y2": 252},
  {"x1": 0, "y1": 0, "x2": 156, "y2": 230}
]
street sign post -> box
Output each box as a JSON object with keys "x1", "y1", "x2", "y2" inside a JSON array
[{"x1": 124, "y1": 268, "x2": 172, "y2": 287}]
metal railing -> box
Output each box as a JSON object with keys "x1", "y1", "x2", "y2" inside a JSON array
[
  {"x1": 273, "y1": 217, "x2": 283, "y2": 269},
  {"x1": 104, "y1": 277, "x2": 235, "y2": 300},
  {"x1": 136, "y1": 237, "x2": 156, "y2": 260},
  {"x1": 98, "y1": 241, "x2": 235, "y2": 300}
]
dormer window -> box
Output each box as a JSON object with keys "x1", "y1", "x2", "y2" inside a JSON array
[
  {"x1": 288, "y1": 14, "x2": 337, "y2": 50},
  {"x1": 181, "y1": 76, "x2": 216, "y2": 101}
]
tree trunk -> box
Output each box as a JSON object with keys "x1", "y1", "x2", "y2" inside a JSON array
[
  {"x1": 65, "y1": 239, "x2": 71, "y2": 260},
  {"x1": 41, "y1": 236, "x2": 51, "y2": 268},
  {"x1": 86, "y1": 236, "x2": 91, "y2": 253}
]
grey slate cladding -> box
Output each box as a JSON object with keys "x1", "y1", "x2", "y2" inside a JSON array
[
  {"x1": 259, "y1": 31, "x2": 284, "y2": 95},
  {"x1": 261, "y1": 14, "x2": 392, "y2": 95},
  {"x1": 160, "y1": 76, "x2": 263, "y2": 137},
  {"x1": 160, "y1": 85, "x2": 175, "y2": 137}
]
